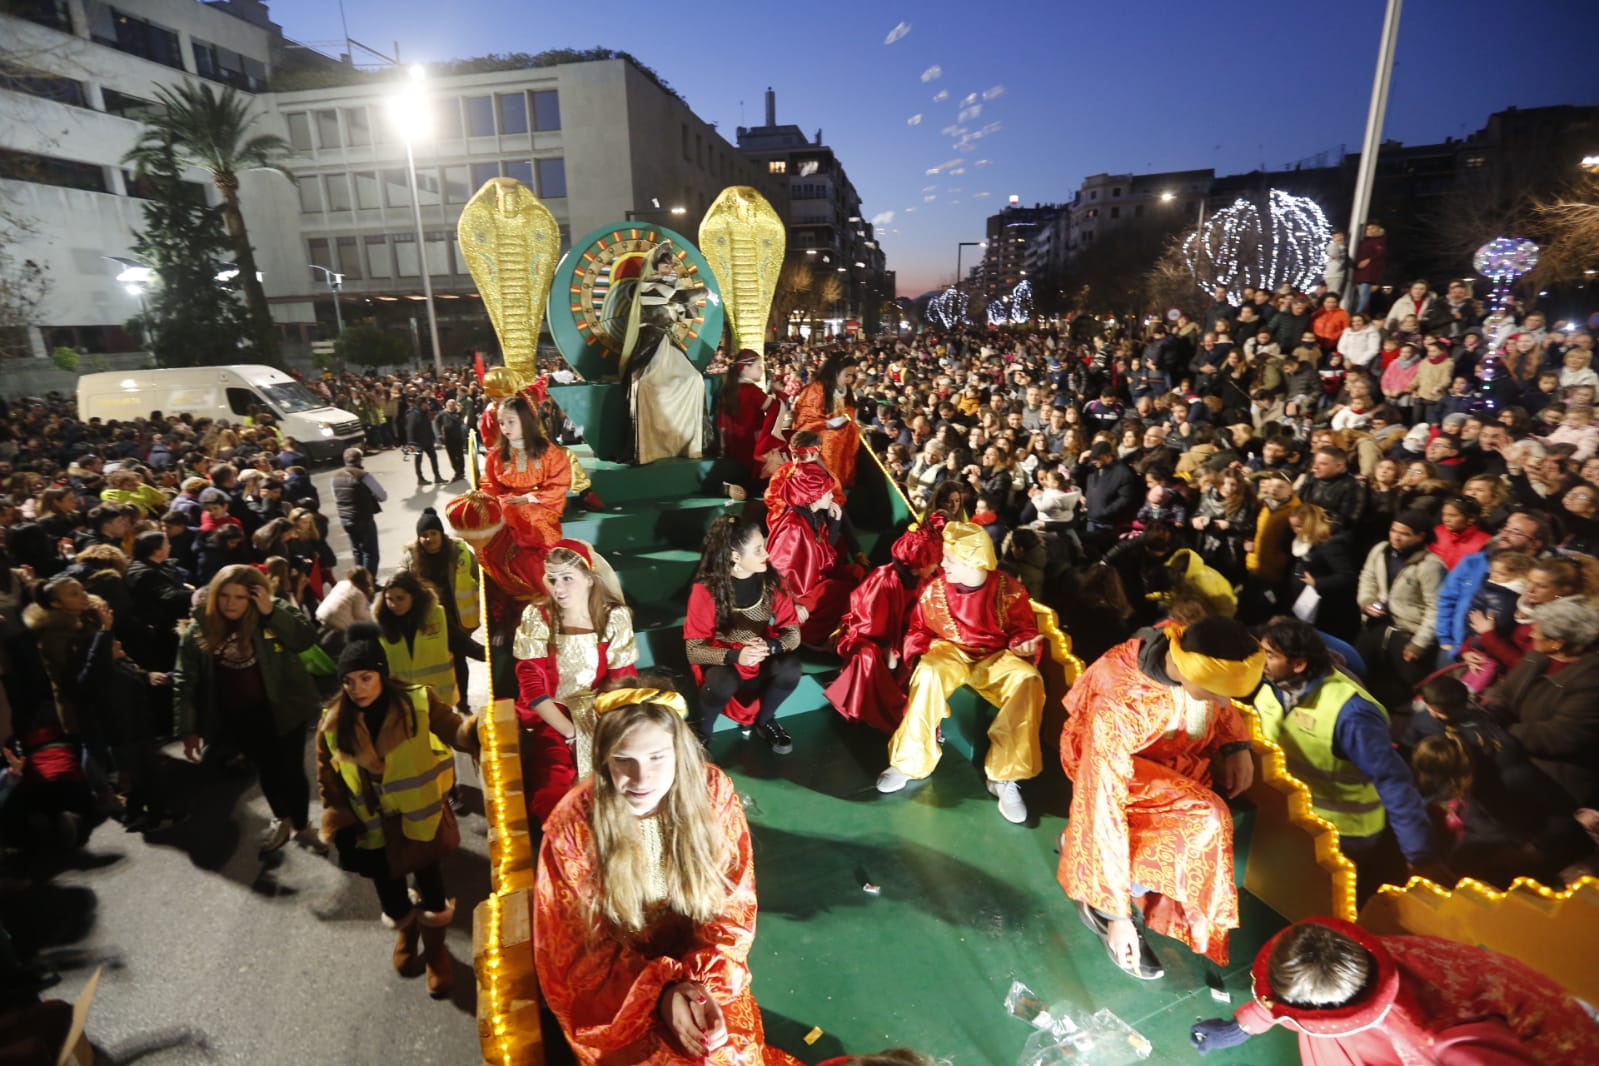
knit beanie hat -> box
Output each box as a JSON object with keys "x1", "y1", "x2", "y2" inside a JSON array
[
  {"x1": 1394, "y1": 510, "x2": 1435, "y2": 541},
  {"x1": 337, "y1": 622, "x2": 389, "y2": 679},
  {"x1": 416, "y1": 507, "x2": 445, "y2": 536}
]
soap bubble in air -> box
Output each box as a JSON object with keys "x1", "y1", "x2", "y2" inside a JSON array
[
  {"x1": 883, "y1": 21, "x2": 912, "y2": 45},
  {"x1": 906, "y1": 113, "x2": 923, "y2": 126},
  {"x1": 932, "y1": 89, "x2": 949, "y2": 102},
  {"x1": 959, "y1": 105, "x2": 982, "y2": 122},
  {"x1": 982, "y1": 85, "x2": 1006, "y2": 101},
  {"x1": 921, "y1": 65, "x2": 943, "y2": 83}
]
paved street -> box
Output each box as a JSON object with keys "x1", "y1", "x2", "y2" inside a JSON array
[{"x1": 4, "y1": 447, "x2": 492, "y2": 1066}]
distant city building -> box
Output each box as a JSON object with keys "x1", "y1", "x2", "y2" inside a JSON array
[{"x1": 976, "y1": 202, "x2": 1057, "y2": 300}]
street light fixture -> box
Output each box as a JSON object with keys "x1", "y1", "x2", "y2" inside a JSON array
[
  {"x1": 309, "y1": 264, "x2": 346, "y2": 340},
  {"x1": 387, "y1": 64, "x2": 444, "y2": 374}
]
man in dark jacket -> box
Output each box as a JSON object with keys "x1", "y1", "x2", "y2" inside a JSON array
[
  {"x1": 434, "y1": 399, "x2": 467, "y2": 483},
  {"x1": 402, "y1": 400, "x2": 443, "y2": 485},
  {"x1": 1299, "y1": 445, "x2": 1367, "y2": 532},
  {"x1": 1081, "y1": 441, "x2": 1141, "y2": 551},
  {"x1": 331, "y1": 448, "x2": 387, "y2": 572},
  {"x1": 1269, "y1": 296, "x2": 1315, "y2": 353}
]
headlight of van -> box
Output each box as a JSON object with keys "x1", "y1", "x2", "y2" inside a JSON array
[{"x1": 317, "y1": 422, "x2": 335, "y2": 438}]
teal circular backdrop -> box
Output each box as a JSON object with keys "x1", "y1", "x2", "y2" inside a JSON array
[{"x1": 547, "y1": 222, "x2": 725, "y2": 382}]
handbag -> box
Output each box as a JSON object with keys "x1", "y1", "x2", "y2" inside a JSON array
[{"x1": 1291, "y1": 584, "x2": 1321, "y2": 623}]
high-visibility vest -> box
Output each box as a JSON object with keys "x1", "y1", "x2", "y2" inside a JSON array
[
  {"x1": 324, "y1": 684, "x2": 454, "y2": 850},
  {"x1": 450, "y1": 540, "x2": 480, "y2": 633},
  {"x1": 382, "y1": 602, "x2": 457, "y2": 706},
  {"x1": 1254, "y1": 672, "x2": 1387, "y2": 839}
]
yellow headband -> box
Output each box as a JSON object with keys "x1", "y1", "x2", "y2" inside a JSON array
[
  {"x1": 1168, "y1": 626, "x2": 1265, "y2": 698},
  {"x1": 942, "y1": 521, "x2": 997, "y2": 571},
  {"x1": 593, "y1": 687, "x2": 689, "y2": 721}
]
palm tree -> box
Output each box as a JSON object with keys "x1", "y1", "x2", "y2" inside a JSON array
[{"x1": 123, "y1": 82, "x2": 293, "y2": 364}]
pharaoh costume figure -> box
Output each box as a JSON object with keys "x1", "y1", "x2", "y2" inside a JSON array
[
  {"x1": 622, "y1": 242, "x2": 705, "y2": 465},
  {"x1": 823, "y1": 524, "x2": 943, "y2": 733},
  {"x1": 1056, "y1": 624, "x2": 1263, "y2": 965},
  {"x1": 764, "y1": 463, "x2": 866, "y2": 648},
  {"x1": 533, "y1": 766, "x2": 801, "y2": 1066}
]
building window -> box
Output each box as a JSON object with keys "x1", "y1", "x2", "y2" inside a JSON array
[
  {"x1": 1110, "y1": 206, "x2": 1120, "y2": 219},
  {"x1": 298, "y1": 177, "x2": 322, "y2": 213},
  {"x1": 1112, "y1": 187, "x2": 1121, "y2": 197},
  {"x1": 191, "y1": 39, "x2": 264, "y2": 92},
  {"x1": 503, "y1": 160, "x2": 533, "y2": 189},
  {"x1": 682, "y1": 124, "x2": 690, "y2": 162},
  {"x1": 336, "y1": 236, "x2": 363, "y2": 281},
  {"x1": 87, "y1": 4, "x2": 183, "y2": 71},
  {"x1": 353, "y1": 170, "x2": 380, "y2": 210},
  {"x1": 10, "y1": 0, "x2": 73, "y2": 33},
  {"x1": 285, "y1": 112, "x2": 313, "y2": 152},
  {"x1": 1089, "y1": 190, "x2": 1097, "y2": 200},
  {"x1": 434, "y1": 98, "x2": 463, "y2": 140},
  {"x1": 0, "y1": 149, "x2": 107, "y2": 193},
  {"x1": 1134, "y1": 204, "x2": 1143, "y2": 217},
  {"x1": 344, "y1": 107, "x2": 371, "y2": 146},
  {"x1": 470, "y1": 161, "x2": 499, "y2": 189},
  {"x1": 443, "y1": 165, "x2": 471, "y2": 204},
  {"x1": 1087, "y1": 208, "x2": 1098, "y2": 218},
  {"x1": 768, "y1": 160, "x2": 787, "y2": 174},
  {"x1": 314, "y1": 110, "x2": 341, "y2": 150},
  {"x1": 365, "y1": 235, "x2": 393, "y2": 279},
  {"x1": 393, "y1": 233, "x2": 419, "y2": 277},
  {"x1": 465, "y1": 96, "x2": 495, "y2": 137},
  {"x1": 497, "y1": 93, "x2": 528, "y2": 135},
  {"x1": 1083, "y1": 231, "x2": 1094, "y2": 242},
  {"x1": 101, "y1": 88, "x2": 156, "y2": 120},
  {"x1": 536, "y1": 158, "x2": 566, "y2": 198},
  {"x1": 382, "y1": 168, "x2": 410, "y2": 209},
  {"x1": 532, "y1": 90, "x2": 560, "y2": 131},
  {"x1": 0, "y1": 63, "x2": 87, "y2": 108},
  {"x1": 324, "y1": 173, "x2": 352, "y2": 212},
  {"x1": 307, "y1": 238, "x2": 331, "y2": 280},
  {"x1": 696, "y1": 134, "x2": 703, "y2": 168},
  {"x1": 424, "y1": 232, "x2": 451, "y2": 275},
  {"x1": 415, "y1": 168, "x2": 440, "y2": 207}
]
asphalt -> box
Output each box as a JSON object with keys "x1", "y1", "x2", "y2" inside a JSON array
[{"x1": 4, "y1": 446, "x2": 491, "y2": 1066}]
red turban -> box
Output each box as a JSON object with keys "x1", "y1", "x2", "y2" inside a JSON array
[
  {"x1": 890, "y1": 525, "x2": 942, "y2": 569},
  {"x1": 778, "y1": 460, "x2": 834, "y2": 507}
]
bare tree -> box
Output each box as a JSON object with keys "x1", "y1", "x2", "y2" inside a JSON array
[
  {"x1": 771, "y1": 260, "x2": 813, "y2": 337},
  {"x1": 1527, "y1": 173, "x2": 1599, "y2": 289},
  {"x1": 1143, "y1": 234, "x2": 1204, "y2": 317}
]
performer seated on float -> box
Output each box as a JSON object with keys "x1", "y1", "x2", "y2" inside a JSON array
[
  {"x1": 534, "y1": 701, "x2": 803, "y2": 1066},
  {"x1": 824, "y1": 524, "x2": 943, "y2": 734},
  {"x1": 791, "y1": 350, "x2": 861, "y2": 490},
  {"x1": 874, "y1": 521, "x2": 1045, "y2": 825},
  {"x1": 1189, "y1": 917, "x2": 1599, "y2": 1062},
  {"x1": 713, "y1": 348, "x2": 784, "y2": 501},
  {"x1": 513, "y1": 540, "x2": 637, "y2": 824},
  {"x1": 763, "y1": 431, "x2": 845, "y2": 526},
  {"x1": 1058, "y1": 615, "x2": 1263, "y2": 980},
  {"x1": 766, "y1": 462, "x2": 868, "y2": 648},
  {"x1": 478, "y1": 392, "x2": 571, "y2": 562},
  {"x1": 683, "y1": 516, "x2": 802, "y2": 757}
]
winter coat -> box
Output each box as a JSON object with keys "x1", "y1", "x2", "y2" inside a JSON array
[
  {"x1": 1081, "y1": 460, "x2": 1141, "y2": 527},
  {"x1": 1356, "y1": 544, "x2": 1446, "y2": 654},
  {"x1": 1482, "y1": 649, "x2": 1599, "y2": 807},
  {"x1": 1435, "y1": 547, "x2": 1490, "y2": 651},
  {"x1": 124, "y1": 559, "x2": 194, "y2": 670},
  {"x1": 1194, "y1": 492, "x2": 1257, "y2": 581},
  {"x1": 1269, "y1": 310, "x2": 1313, "y2": 353},
  {"x1": 1336, "y1": 324, "x2": 1382, "y2": 369},
  {"x1": 403, "y1": 406, "x2": 436, "y2": 449},
  {"x1": 171, "y1": 599, "x2": 321, "y2": 740},
  {"x1": 1246, "y1": 494, "x2": 1299, "y2": 586},
  {"x1": 22, "y1": 601, "x2": 114, "y2": 738},
  {"x1": 1290, "y1": 533, "x2": 1362, "y2": 642},
  {"x1": 1299, "y1": 472, "x2": 1367, "y2": 532},
  {"x1": 1352, "y1": 234, "x2": 1386, "y2": 284},
  {"x1": 1412, "y1": 356, "x2": 1454, "y2": 402}
]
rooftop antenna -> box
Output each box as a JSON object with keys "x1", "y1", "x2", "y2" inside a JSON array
[{"x1": 338, "y1": 0, "x2": 351, "y2": 63}]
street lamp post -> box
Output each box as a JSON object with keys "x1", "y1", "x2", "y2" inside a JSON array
[
  {"x1": 956, "y1": 241, "x2": 981, "y2": 290},
  {"x1": 626, "y1": 205, "x2": 688, "y2": 222},
  {"x1": 388, "y1": 66, "x2": 443, "y2": 375},
  {"x1": 309, "y1": 264, "x2": 345, "y2": 337}
]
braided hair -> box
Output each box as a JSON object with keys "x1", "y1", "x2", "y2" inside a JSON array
[{"x1": 694, "y1": 514, "x2": 784, "y2": 629}]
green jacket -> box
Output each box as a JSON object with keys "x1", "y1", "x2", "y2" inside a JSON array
[{"x1": 172, "y1": 599, "x2": 321, "y2": 739}]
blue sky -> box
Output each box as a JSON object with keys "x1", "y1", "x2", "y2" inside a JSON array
[{"x1": 271, "y1": 0, "x2": 1599, "y2": 296}]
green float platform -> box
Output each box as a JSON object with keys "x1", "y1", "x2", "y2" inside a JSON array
[{"x1": 530, "y1": 445, "x2": 1296, "y2": 1065}]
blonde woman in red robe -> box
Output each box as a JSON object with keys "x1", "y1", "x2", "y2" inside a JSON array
[
  {"x1": 790, "y1": 351, "x2": 861, "y2": 490},
  {"x1": 478, "y1": 394, "x2": 571, "y2": 561},
  {"x1": 823, "y1": 524, "x2": 943, "y2": 733},
  {"x1": 1057, "y1": 616, "x2": 1263, "y2": 981},
  {"x1": 533, "y1": 701, "x2": 802, "y2": 1066},
  {"x1": 765, "y1": 462, "x2": 867, "y2": 648}
]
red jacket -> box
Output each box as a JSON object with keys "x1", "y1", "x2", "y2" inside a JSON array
[{"x1": 1429, "y1": 525, "x2": 1491, "y2": 570}]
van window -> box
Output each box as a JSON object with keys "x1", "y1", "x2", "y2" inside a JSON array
[
  {"x1": 258, "y1": 381, "x2": 325, "y2": 414},
  {"x1": 226, "y1": 387, "x2": 261, "y2": 416}
]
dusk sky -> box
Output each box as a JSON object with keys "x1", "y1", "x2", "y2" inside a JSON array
[{"x1": 272, "y1": 0, "x2": 1599, "y2": 296}]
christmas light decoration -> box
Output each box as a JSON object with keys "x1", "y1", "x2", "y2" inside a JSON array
[
  {"x1": 1473, "y1": 237, "x2": 1539, "y2": 312},
  {"x1": 986, "y1": 280, "x2": 1033, "y2": 325},
  {"x1": 927, "y1": 287, "x2": 967, "y2": 328},
  {"x1": 1183, "y1": 190, "x2": 1331, "y2": 304}
]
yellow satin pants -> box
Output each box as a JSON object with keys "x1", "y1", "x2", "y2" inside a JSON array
[{"x1": 887, "y1": 641, "x2": 1044, "y2": 782}]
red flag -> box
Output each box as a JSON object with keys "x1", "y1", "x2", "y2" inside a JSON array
[{"x1": 473, "y1": 351, "x2": 486, "y2": 384}]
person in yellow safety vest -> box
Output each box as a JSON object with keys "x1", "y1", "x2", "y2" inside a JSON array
[
  {"x1": 373, "y1": 571, "x2": 459, "y2": 708},
  {"x1": 402, "y1": 508, "x2": 484, "y2": 714},
  {"x1": 316, "y1": 623, "x2": 479, "y2": 998},
  {"x1": 1252, "y1": 617, "x2": 1442, "y2": 903}
]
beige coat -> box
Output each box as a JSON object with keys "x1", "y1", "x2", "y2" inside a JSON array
[{"x1": 1356, "y1": 543, "x2": 1446, "y2": 653}]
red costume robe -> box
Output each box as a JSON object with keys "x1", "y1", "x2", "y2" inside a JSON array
[
  {"x1": 534, "y1": 768, "x2": 801, "y2": 1066},
  {"x1": 1235, "y1": 917, "x2": 1599, "y2": 1066},
  {"x1": 514, "y1": 604, "x2": 638, "y2": 824},
  {"x1": 683, "y1": 582, "x2": 801, "y2": 726},
  {"x1": 790, "y1": 381, "x2": 860, "y2": 489},
  {"x1": 823, "y1": 563, "x2": 923, "y2": 733},
  {"x1": 717, "y1": 383, "x2": 783, "y2": 480},
  {"x1": 765, "y1": 507, "x2": 864, "y2": 648},
  {"x1": 762, "y1": 459, "x2": 845, "y2": 525},
  {"x1": 903, "y1": 573, "x2": 1037, "y2": 661},
  {"x1": 1057, "y1": 633, "x2": 1250, "y2": 964},
  {"x1": 479, "y1": 443, "x2": 571, "y2": 556}
]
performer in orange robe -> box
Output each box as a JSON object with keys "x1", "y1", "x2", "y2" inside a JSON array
[
  {"x1": 765, "y1": 463, "x2": 865, "y2": 648},
  {"x1": 534, "y1": 703, "x2": 801, "y2": 1066},
  {"x1": 790, "y1": 353, "x2": 860, "y2": 490},
  {"x1": 824, "y1": 524, "x2": 943, "y2": 733},
  {"x1": 479, "y1": 394, "x2": 571, "y2": 554},
  {"x1": 1057, "y1": 617, "x2": 1264, "y2": 976}
]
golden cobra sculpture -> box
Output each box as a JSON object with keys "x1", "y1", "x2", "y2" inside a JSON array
[
  {"x1": 456, "y1": 177, "x2": 561, "y2": 378},
  {"x1": 698, "y1": 186, "x2": 785, "y2": 352}
]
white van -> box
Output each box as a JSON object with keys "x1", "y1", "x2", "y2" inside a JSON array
[{"x1": 77, "y1": 365, "x2": 365, "y2": 462}]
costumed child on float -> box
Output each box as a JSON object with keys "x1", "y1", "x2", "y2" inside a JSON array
[
  {"x1": 763, "y1": 431, "x2": 845, "y2": 525},
  {"x1": 1190, "y1": 916, "x2": 1599, "y2": 1063},
  {"x1": 765, "y1": 462, "x2": 868, "y2": 649},
  {"x1": 714, "y1": 348, "x2": 786, "y2": 501},
  {"x1": 824, "y1": 523, "x2": 943, "y2": 734},
  {"x1": 873, "y1": 521, "x2": 1045, "y2": 825}
]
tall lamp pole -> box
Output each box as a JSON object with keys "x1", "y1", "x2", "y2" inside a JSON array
[
  {"x1": 1345, "y1": 0, "x2": 1404, "y2": 307},
  {"x1": 388, "y1": 65, "x2": 443, "y2": 375},
  {"x1": 956, "y1": 241, "x2": 981, "y2": 290}
]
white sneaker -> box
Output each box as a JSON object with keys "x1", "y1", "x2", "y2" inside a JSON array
[
  {"x1": 876, "y1": 767, "x2": 911, "y2": 793},
  {"x1": 259, "y1": 818, "x2": 293, "y2": 854},
  {"x1": 988, "y1": 779, "x2": 1028, "y2": 824}
]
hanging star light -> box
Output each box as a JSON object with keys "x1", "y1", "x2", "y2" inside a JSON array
[{"x1": 1183, "y1": 190, "x2": 1330, "y2": 304}]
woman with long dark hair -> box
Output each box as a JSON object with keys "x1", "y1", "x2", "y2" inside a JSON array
[
  {"x1": 683, "y1": 516, "x2": 802, "y2": 754},
  {"x1": 791, "y1": 351, "x2": 862, "y2": 490},
  {"x1": 372, "y1": 570, "x2": 458, "y2": 709},
  {"x1": 479, "y1": 393, "x2": 572, "y2": 558},
  {"x1": 715, "y1": 349, "x2": 784, "y2": 495}
]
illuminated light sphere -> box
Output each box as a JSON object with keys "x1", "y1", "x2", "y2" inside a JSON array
[
  {"x1": 1183, "y1": 190, "x2": 1331, "y2": 304},
  {"x1": 1473, "y1": 237, "x2": 1539, "y2": 283},
  {"x1": 927, "y1": 287, "x2": 968, "y2": 328},
  {"x1": 986, "y1": 279, "x2": 1033, "y2": 326}
]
